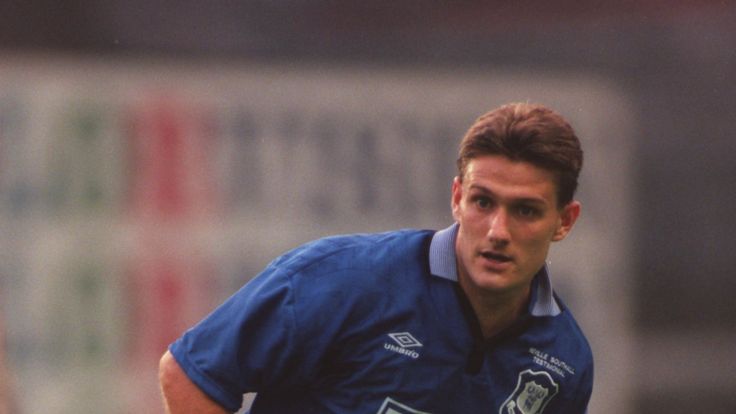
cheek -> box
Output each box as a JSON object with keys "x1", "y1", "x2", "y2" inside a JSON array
[
  {"x1": 518, "y1": 225, "x2": 556, "y2": 251},
  {"x1": 460, "y1": 214, "x2": 489, "y2": 238},
  {"x1": 515, "y1": 235, "x2": 552, "y2": 273}
]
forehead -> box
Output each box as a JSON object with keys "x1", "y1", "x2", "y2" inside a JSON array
[{"x1": 462, "y1": 155, "x2": 559, "y2": 204}]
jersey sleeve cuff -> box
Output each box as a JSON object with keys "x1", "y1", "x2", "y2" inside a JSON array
[{"x1": 169, "y1": 340, "x2": 243, "y2": 412}]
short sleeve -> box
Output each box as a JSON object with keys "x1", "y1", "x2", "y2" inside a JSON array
[{"x1": 169, "y1": 263, "x2": 307, "y2": 412}]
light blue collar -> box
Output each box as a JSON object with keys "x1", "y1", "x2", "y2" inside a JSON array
[{"x1": 428, "y1": 223, "x2": 561, "y2": 317}]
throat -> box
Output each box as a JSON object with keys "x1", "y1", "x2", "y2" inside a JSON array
[
  {"x1": 474, "y1": 303, "x2": 524, "y2": 339},
  {"x1": 458, "y1": 279, "x2": 530, "y2": 339}
]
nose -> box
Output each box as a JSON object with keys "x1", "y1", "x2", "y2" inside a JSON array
[{"x1": 487, "y1": 209, "x2": 511, "y2": 245}]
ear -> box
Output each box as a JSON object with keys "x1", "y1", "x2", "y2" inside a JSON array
[
  {"x1": 552, "y1": 201, "x2": 581, "y2": 242},
  {"x1": 451, "y1": 176, "x2": 463, "y2": 221}
]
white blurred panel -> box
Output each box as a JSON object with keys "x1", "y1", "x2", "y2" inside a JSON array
[{"x1": 0, "y1": 55, "x2": 634, "y2": 413}]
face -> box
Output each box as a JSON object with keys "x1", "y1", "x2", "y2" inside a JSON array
[{"x1": 451, "y1": 155, "x2": 580, "y2": 302}]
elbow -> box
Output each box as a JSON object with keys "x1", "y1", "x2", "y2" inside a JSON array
[
  {"x1": 157, "y1": 349, "x2": 230, "y2": 414},
  {"x1": 159, "y1": 350, "x2": 178, "y2": 394},
  {"x1": 159, "y1": 350, "x2": 184, "y2": 413}
]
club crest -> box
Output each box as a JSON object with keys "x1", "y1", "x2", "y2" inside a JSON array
[{"x1": 499, "y1": 369, "x2": 559, "y2": 414}]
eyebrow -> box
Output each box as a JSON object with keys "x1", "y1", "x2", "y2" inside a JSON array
[{"x1": 467, "y1": 184, "x2": 548, "y2": 206}]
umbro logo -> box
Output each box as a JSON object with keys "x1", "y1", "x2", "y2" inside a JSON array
[
  {"x1": 388, "y1": 332, "x2": 423, "y2": 348},
  {"x1": 384, "y1": 332, "x2": 422, "y2": 359}
]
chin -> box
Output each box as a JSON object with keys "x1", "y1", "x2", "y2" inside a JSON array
[{"x1": 468, "y1": 271, "x2": 517, "y2": 292}]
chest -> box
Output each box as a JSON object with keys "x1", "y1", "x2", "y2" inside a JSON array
[{"x1": 309, "y1": 304, "x2": 578, "y2": 414}]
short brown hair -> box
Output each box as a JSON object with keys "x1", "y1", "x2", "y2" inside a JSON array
[{"x1": 457, "y1": 103, "x2": 583, "y2": 207}]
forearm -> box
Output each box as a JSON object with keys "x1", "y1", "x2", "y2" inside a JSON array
[{"x1": 159, "y1": 350, "x2": 230, "y2": 414}]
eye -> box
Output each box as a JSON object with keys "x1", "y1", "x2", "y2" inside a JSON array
[
  {"x1": 516, "y1": 205, "x2": 540, "y2": 218},
  {"x1": 474, "y1": 196, "x2": 493, "y2": 210}
]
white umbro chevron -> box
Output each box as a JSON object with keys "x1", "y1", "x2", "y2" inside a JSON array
[{"x1": 388, "y1": 332, "x2": 423, "y2": 348}]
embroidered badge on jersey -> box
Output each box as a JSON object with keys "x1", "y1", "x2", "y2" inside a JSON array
[
  {"x1": 500, "y1": 369, "x2": 559, "y2": 414},
  {"x1": 376, "y1": 397, "x2": 431, "y2": 414}
]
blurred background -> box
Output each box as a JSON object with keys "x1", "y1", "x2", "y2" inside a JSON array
[{"x1": 0, "y1": 1, "x2": 734, "y2": 413}]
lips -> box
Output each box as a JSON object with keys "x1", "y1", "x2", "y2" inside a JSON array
[{"x1": 480, "y1": 251, "x2": 512, "y2": 263}]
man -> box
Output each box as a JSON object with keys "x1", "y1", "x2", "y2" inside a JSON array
[{"x1": 159, "y1": 102, "x2": 593, "y2": 413}]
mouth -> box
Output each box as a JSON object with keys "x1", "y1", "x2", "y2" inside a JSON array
[{"x1": 480, "y1": 250, "x2": 513, "y2": 266}]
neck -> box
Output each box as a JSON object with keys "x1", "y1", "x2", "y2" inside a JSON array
[{"x1": 459, "y1": 278, "x2": 530, "y2": 339}]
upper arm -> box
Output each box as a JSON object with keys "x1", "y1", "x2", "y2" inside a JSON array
[
  {"x1": 159, "y1": 350, "x2": 230, "y2": 414},
  {"x1": 165, "y1": 252, "x2": 353, "y2": 410},
  {"x1": 164, "y1": 265, "x2": 304, "y2": 410}
]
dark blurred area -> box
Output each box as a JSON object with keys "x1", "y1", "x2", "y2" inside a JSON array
[{"x1": 1, "y1": 1, "x2": 735, "y2": 412}]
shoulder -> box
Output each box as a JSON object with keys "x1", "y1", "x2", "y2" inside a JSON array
[
  {"x1": 271, "y1": 228, "x2": 435, "y2": 276},
  {"x1": 550, "y1": 299, "x2": 594, "y2": 376},
  {"x1": 267, "y1": 229, "x2": 436, "y2": 350},
  {"x1": 264, "y1": 229, "x2": 435, "y2": 322},
  {"x1": 556, "y1": 298, "x2": 592, "y2": 352}
]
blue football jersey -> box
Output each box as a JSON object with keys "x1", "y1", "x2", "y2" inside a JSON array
[{"x1": 169, "y1": 225, "x2": 593, "y2": 413}]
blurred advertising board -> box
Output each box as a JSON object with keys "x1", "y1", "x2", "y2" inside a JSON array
[{"x1": 0, "y1": 56, "x2": 633, "y2": 413}]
